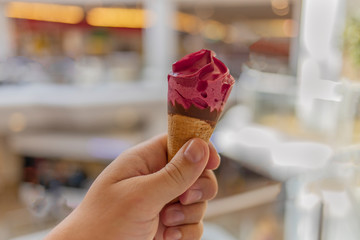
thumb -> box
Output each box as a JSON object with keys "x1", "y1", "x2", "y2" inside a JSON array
[{"x1": 144, "y1": 138, "x2": 209, "y2": 208}]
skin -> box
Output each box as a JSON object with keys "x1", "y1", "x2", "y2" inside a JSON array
[{"x1": 45, "y1": 134, "x2": 220, "y2": 240}]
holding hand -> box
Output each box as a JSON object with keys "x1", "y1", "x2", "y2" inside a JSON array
[{"x1": 46, "y1": 134, "x2": 220, "y2": 240}]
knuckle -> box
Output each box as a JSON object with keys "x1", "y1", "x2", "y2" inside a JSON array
[
  {"x1": 209, "y1": 180, "x2": 218, "y2": 200},
  {"x1": 207, "y1": 171, "x2": 218, "y2": 200},
  {"x1": 183, "y1": 202, "x2": 207, "y2": 223},
  {"x1": 173, "y1": 223, "x2": 204, "y2": 240},
  {"x1": 200, "y1": 201, "x2": 207, "y2": 214},
  {"x1": 196, "y1": 222, "x2": 204, "y2": 239},
  {"x1": 200, "y1": 171, "x2": 218, "y2": 200},
  {"x1": 164, "y1": 162, "x2": 186, "y2": 186},
  {"x1": 185, "y1": 224, "x2": 204, "y2": 240},
  {"x1": 200, "y1": 222, "x2": 204, "y2": 234},
  {"x1": 195, "y1": 203, "x2": 207, "y2": 221}
]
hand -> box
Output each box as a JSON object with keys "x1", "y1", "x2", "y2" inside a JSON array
[{"x1": 45, "y1": 134, "x2": 220, "y2": 240}]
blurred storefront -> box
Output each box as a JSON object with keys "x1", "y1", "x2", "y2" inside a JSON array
[{"x1": 0, "y1": 0, "x2": 359, "y2": 239}]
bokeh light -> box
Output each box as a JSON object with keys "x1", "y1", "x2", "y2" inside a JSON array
[
  {"x1": 6, "y1": 2, "x2": 84, "y2": 24},
  {"x1": 271, "y1": 0, "x2": 290, "y2": 16}
]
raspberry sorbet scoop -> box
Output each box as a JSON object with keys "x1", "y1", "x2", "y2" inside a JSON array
[
  {"x1": 167, "y1": 49, "x2": 235, "y2": 161},
  {"x1": 168, "y1": 49, "x2": 235, "y2": 123}
]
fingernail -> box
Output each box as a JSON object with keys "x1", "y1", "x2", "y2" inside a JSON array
[
  {"x1": 167, "y1": 228, "x2": 182, "y2": 240},
  {"x1": 168, "y1": 209, "x2": 185, "y2": 225},
  {"x1": 187, "y1": 189, "x2": 203, "y2": 203},
  {"x1": 184, "y1": 139, "x2": 205, "y2": 163}
]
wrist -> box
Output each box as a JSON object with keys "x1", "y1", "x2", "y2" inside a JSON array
[{"x1": 45, "y1": 212, "x2": 85, "y2": 240}]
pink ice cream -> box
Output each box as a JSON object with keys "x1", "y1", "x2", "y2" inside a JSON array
[{"x1": 168, "y1": 49, "x2": 235, "y2": 116}]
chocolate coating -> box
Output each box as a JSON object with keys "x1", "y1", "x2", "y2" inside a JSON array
[{"x1": 168, "y1": 101, "x2": 219, "y2": 127}]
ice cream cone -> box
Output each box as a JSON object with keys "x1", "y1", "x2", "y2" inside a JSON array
[
  {"x1": 167, "y1": 114, "x2": 216, "y2": 161},
  {"x1": 167, "y1": 49, "x2": 235, "y2": 162}
]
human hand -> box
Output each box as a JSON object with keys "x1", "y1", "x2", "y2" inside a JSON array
[{"x1": 45, "y1": 134, "x2": 220, "y2": 240}]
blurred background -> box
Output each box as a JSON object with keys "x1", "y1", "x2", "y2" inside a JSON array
[{"x1": 0, "y1": 0, "x2": 360, "y2": 239}]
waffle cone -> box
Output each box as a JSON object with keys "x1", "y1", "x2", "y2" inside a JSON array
[{"x1": 167, "y1": 114, "x2": 215, "y2": 161}]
